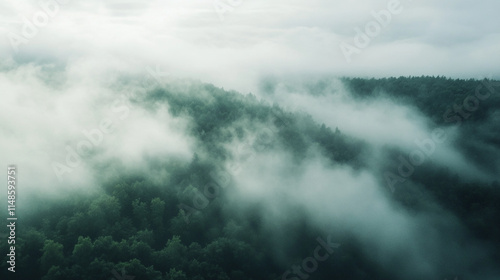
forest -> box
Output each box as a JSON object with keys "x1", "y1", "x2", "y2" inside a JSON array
[{"x1": 1, "y1": 76, "x2": 499, "y2": 280}]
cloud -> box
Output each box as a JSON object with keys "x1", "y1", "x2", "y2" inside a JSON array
[
  {"x1": 0, "y1": 61, "x2": 194, "y2": 200},
  {"x1": 1, "y1": 0, "x2": 499, "y2": 95},
  {"x1": 226, "y1": 144, "x2": 499, "y2": 279},
  {"x1": 0, "y1": 1, "x2": 499, "y2": 278},
  {"x1": 257, "y1": 76, "x2": 498, "y2": 184}
]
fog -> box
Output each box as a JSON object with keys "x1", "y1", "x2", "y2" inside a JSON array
[
  {"x1": 2, "y1": 0, "x2": 500, "y2": 94},
  {"x1": 1, "y1": 0, "x2": 499, "y2": 279},
  {"x1": 0, "y1": 63, "x2": 194, "y2": 200},
  {"x1": 227, "y1": 150, "x2": 498, "y2": 279},
  {"x1": 259, "y1": 76, "x2": 497, "y2": 182}
]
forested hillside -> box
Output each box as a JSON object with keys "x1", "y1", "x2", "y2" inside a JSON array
[{"x1": 2, "y1": 76, "x2": 499, "y2": 280}]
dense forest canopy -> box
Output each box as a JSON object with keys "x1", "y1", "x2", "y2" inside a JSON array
[{"x1": 1, "y1": 75, "x2": 500, "y2": 280}]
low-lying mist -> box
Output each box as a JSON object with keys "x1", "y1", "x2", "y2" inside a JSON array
[{"x1": 1, "y1": 61, "x2": 499, "y2": 279}]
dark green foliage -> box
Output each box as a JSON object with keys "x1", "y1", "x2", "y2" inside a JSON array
[
  {"x1": 6, "y1": 77, "x2": 500, "y2": 280},
  {"x1": 342, "y1": 76, "x2": 500, "y2": 124}
]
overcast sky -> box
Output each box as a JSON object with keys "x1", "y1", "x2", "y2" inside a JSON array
[{"x1": 1, "y1": 0, "x2": 499, "y2": 93}]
